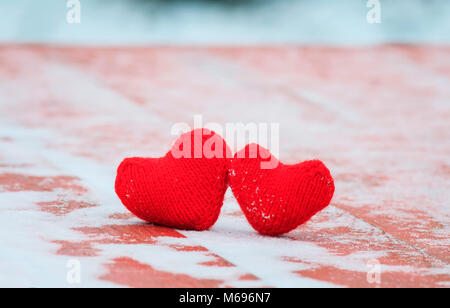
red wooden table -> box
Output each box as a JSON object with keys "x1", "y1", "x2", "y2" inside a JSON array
[{"x1": 0, "y1": 45, "x2": 449, "y2": 287}]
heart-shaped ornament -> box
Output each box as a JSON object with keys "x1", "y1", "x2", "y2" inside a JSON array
[
  {"x1": 115, "y1": 129, "x2": 231, "y2": 231},
  {"x1": 229, "y1": 144, "x2": 335, "y2": 236}
]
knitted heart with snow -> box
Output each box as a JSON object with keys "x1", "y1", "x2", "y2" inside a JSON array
[
  {"x1": 115, "y1": 129, "x2": 231, "y2": 231},
  {"x1": 229, "y1": 144, "x2": 335, "y2": 236}
]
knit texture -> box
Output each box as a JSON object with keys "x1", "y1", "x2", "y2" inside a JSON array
[
  {"x1": 229, "y1": 144, "x2": 335, "y2": 236},
  {"x1": 115, "y1": 129, "x2": 231, "y2": 231}
]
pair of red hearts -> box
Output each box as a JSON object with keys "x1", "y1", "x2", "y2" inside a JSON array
[{"x1": 115, "y1": 129, "x2": 334, "y2": 236}]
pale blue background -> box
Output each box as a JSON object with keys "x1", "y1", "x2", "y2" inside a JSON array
[{"x1": 0, "y1": 0, "x2": 449, "y2": 45}]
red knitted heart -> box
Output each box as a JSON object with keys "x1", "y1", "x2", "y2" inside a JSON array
[
  {"x1": 115, "y1": 129, "x2": 231, "y2": 231},
  {"x1": 229, "y1": 144, "x2": 335, "y2": 236}
]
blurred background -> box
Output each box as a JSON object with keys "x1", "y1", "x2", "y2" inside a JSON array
[{"x1": 0, "y1": 0, "x2": 449, "y2": 45}]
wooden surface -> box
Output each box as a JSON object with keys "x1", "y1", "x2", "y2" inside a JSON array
[{"x1": 0, "y1": 45, "x2": 449, "y2": 287}]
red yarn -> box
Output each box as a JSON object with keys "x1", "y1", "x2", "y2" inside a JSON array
[
  {"x1": 115, "y1": 129, "x2": 231, "y2": 231},
  {"x1": 229, "y1": 144, "x2": 335, "y2": 236}
]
